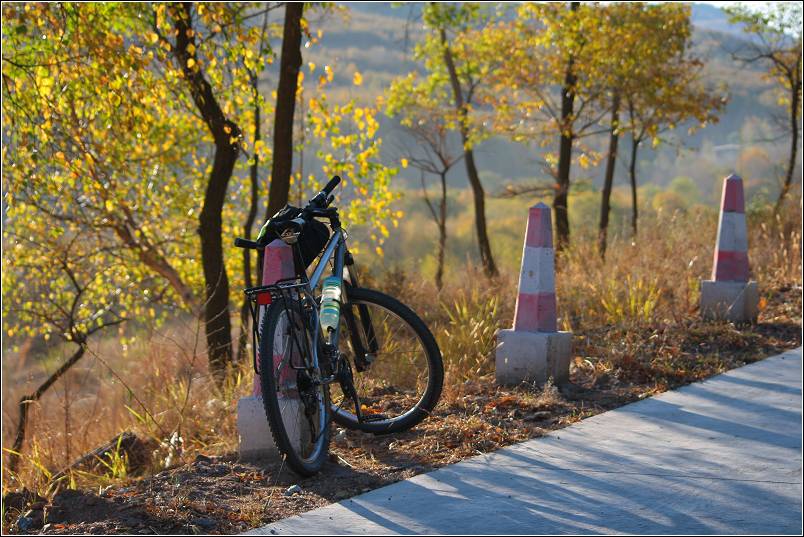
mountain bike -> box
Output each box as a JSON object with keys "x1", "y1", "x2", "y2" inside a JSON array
[{"x1": 235, "y1": 175, "x2": 444, "y2": 476}]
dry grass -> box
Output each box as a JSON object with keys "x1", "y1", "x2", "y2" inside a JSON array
[{"x1": 2, "y1": 199, "x2": 801, "y2": 531}]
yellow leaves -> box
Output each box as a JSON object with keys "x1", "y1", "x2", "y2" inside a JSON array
[
  {"x1": 365, "y1": 114, "x2": 379, "y2": 138},
  {"x1": 353, "y1": 71, "x2": 363, "y2": 86},
  {"x1": 308, "y1": 61, "x2": 316, "y2": 73},
  {"x1": 186, "y1": 58, "x2": 196, "y2": 69},
  {"x1": 577, "y1": 153, "x2": 591, "y2": 168},
  {"x1": 253, "y1": 139, "x2": 268, "y2": 158},
  {"x1": 375, "y1": 246, "x2": 384, "y2": 258},
  {"x1": 324, "y1": 64, "x2": 334, "y2": 83},
  {"x1": 401, "y1": 158, "x2": 409, "y2": 169}
]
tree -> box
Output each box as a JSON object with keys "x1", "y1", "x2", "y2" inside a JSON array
[
  {"x1": 1, "y1": 3, "x2": 206, "y2": 316},
  {"x1": 609, "y1": 2, "x2": 725, "y2": 239},
  {"x1": 726, "y1": 3, "x2": 803, "y2": 213},
  {"x1": 2, "y1": 3, "x2": 268, "y2": 378},
  {"x1": 486, "y1": 2, "x2": 610, "y2": 251},
  {"x1": 595, "y1": 3, "x2": 722, "y2": 255},
  {"x1": 236, "y1": 10, "x2": 277, "y2": 363},
  {"x1": 2, "y1": 3, "x2": 203, "y2": 315},
  {"x1": 152, "y1": 3, "x2": 270, "y2": 376},
  {"x1": 265, "y1": 2, "x2": 304, "y2": 220},
  {"x1": 387, "y1": 75, "x2": 463, "y2": 289},
  {"x1": 416, "y1": 2, "x2": 499, "y2": 277},
  {"x1": 159, "y1": 3, "x2": 240, "y2": 376}
]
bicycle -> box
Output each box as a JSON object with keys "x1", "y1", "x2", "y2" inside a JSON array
[{"x1": 235, "y1": 175, "x2": 444, "y2": 476}]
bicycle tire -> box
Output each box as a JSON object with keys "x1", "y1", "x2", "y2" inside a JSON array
[{"x1": 259, "y1": 299, "x2": 331, "y2": 476}]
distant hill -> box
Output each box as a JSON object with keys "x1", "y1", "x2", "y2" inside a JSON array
[{"x1": 691, "y1": 3, "x2": 749, "y2": 36}]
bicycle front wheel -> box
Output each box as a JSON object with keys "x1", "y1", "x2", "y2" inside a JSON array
[
  {"x1": 331, "y1": 287, "x2": 443, "y2": 434},
  {"x1": 259, "y1": 299, "x2": 330, "y2": 476}
]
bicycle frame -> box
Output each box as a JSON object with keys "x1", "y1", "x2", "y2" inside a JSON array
[
  {"x1": 303, "y1": 228, "x2": 346, "y2": 373},
  {"x1": 245, "y1": 224, "x2": 377, "y2": 389}
]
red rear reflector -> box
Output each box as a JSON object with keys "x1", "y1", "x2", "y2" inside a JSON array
[{"x1": 257, "y1": 293, "x2": 272, "y2": 305}]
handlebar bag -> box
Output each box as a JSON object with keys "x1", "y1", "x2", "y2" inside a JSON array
[{"x1": 259, "y1": 204, "x2": 330, "y2": 270}]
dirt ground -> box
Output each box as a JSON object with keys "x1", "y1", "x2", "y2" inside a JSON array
[{"x1": 4, "y1": 285, "x2": 801, "y2": 535}]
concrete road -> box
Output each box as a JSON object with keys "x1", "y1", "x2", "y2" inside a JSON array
[{"x1": 249, "y1": 348, "x2": 802, "y2": 535}]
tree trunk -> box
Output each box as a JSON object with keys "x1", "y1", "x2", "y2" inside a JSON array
[
  {"x1": 237, "y1": 84, "x2": 261, "y2": 364},
  {"x1": 775, "y1": 53, "x2": 801, "y2": 214},
  {"x1": 554, "y1": 1, "x2": 580, "y2": 253},
  {"x1": 440, "y1": 28, "x2": 497, "y2": 277},
  {"x1": 199, "y1": 146, "x2": 237, "y2": 376},
  {"x1": 9, "y1": 343, "x2": 86, "y2": 475},
  {"x1": 598, "y1": 92, "x2": 621, "y2": 258},
  {"x1": 435, "y1": 171, "x2": 448, "y2": 290},
  {"x1": 171, "y1": 3, "x2": 238, "y2": 376},
  {"x1": 629, "y1": 134, "x2": 640, "y2": 238},
  {"x1": 265, "y1": 2, "x2": 304, "y2": 221}
]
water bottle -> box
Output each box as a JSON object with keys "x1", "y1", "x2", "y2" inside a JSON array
[{"x1": 319, "y1": 276, "x2": 342, "y2": 341}]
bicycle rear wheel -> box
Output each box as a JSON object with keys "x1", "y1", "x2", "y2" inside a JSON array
[
  {"x1": 259, "y1": 299, "x2": 330, "y2": 476},
  {"x1": 331, "y1": 287, "x2": 443, "y2": 434}
]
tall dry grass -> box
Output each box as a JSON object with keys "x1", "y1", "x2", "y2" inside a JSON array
[
  {"x1": 2, "y1": 199, "x2": 801, "y2": 498},
  {"x1": 367, "y1": 201, "x2": 801, "y2": 386}
]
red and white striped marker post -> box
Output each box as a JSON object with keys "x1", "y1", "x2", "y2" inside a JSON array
[
  {"x1": 496, "y1": 203, "x2": 571, "y2": 386},
  {"x1": 513, "y1": 203, "x2": 557, "y2": 332},
  {"x1": 700, "y1": 175, "x2": 758, "y2": 322},
  {"x1": 238, "y1": 240, "x2": 302, "y2": 460}
]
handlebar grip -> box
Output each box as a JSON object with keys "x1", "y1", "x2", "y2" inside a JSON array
[
  {"x1": 322, "y1": 175, "x2": 341, "y2": 195},
  {"x1": 234, "y1": 237, "x2": 260, "y2": 249}
]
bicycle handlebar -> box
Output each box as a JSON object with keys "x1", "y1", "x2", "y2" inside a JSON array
[
  {"x1": 234, "y1": 237, "x2": 260, "y2": 249},
  {"x1": 304, "y1": 175, "x2": 341, "y2": 213},
  {"x1": 323, "y1": 175, "x2": 341, "y2": 195},
  {"x1": 234, "y1": 176, "x2": 341, "y2": 250}
]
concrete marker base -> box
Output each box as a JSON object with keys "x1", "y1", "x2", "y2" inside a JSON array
[
  {"x1": 495, "y1": 329, "x2": 572, "y2": 386},
  {"x1": 238, "y1": 395, "x2": 278, "y2": 460},
  {"x1": 237, "y1": 394, "x2": 305, "y2": 461},
  {"x1": 700, "y1": 280, "x2": 758, "y2": 323}
]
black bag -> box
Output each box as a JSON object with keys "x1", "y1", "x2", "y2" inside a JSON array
[{"x1": 259, "y1": 205, "x2": 330, "y2": 270}]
